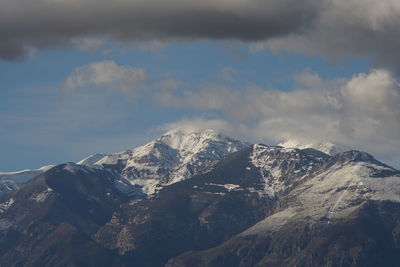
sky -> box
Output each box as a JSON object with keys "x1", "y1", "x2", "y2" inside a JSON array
[{"x1": 1, "y1": 0, "x2": 399, "y2": 171}]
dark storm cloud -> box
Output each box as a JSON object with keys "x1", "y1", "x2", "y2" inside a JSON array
[
  {"x1": 0, "y1": 0, "x2": 321, "y2": 59},
  {"x1": 1, "y1": 0, "x2": 400, "y2": 71}
]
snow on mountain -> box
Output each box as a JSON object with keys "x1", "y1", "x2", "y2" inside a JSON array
[
  {"x1": 0, "y1": 181, "x2": 19, "y2": 196},
  {"x1": 245, "y1": 145, "x2": 400, "y2": 235},
  {"x1": 250, "y1": 144, "x2": 328, "y2": 197},
  {"x1": 293, "y1": 159, "x2": 400, "y2": 223},
  {"x1": 0, "y1": 165, "x2": 54, "y2": 184},
  {"x1": 78, "y1": 129, "x2": 248, "y2": 194},
  {"x1": 278, "y1": 139, "x2": 351, "y2": 155},
  {"x1": 0, "y1": 165, "x2": 55, "y2": 195},
  {"x1": 76, "y1": 154, "x2": 107, "y2": 167},
  {"x1": 2, "y1": 129, "x2": 400, "y2": 266},
  {"x1": 0, "y1": 129, "x2": 247, "y2": 196}
]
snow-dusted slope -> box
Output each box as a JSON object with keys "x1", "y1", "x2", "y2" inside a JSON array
[
  {"x1": 76, "y1": 154, "x2": 107, "y2": 167},
  {"x1": 246, "y1": 145, "x2": 400, "y2": 234},
  {"x1": 250, "y1": 144, "x2": 328, "y2": 197},
  {"x1": 291, "y1": 159, "x2": 400, "y2": 224},
  {"x1": 0, "y1": 181, "x2": 19, "y2": 196},
  {"x1": 166, "y1": 145, "x2": 400, "y2": 266},
  {"x1": 78, "y1": 129, "x2": 248, "y2": 194},
  {"x1": 0, "y1": 129, "x2": 247, "y2": 196},
  {"x1": 278, "y1": 139, "x2": 351, "y2": 155}
]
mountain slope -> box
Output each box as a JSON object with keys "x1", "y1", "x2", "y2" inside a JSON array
[
  {"x1": 0, "y1": 131, "x2": 399, "y2": 266},
  {"x1": 0, "y1": 129, "x2": 247, "y2": 197},
  {"x1": 92, "y1": 145, "x2": 400, "y2": 267},
  {"x1": 79, "y1": 129, "x2": 248, "y2": 195},
  {"x1": 167, "y1": 146, "x2": 400, "y2": 267},
  {"x1": 0, "y1": 165, "x2": 55, "y2": 195},
  {"x1": 94, "y1": 147, "x2": 273, "y2": 266},
  {"x1": 0, "y1": 163, "x2": 128, "y2": 267}
]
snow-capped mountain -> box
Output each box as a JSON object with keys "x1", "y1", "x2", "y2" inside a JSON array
[
  {"x1": 0, "y1": 130, "x2": 400, "y2": 266},
  {"x1": 278, "y1": 139, "x2": 351, "y2": 155},
  {"x1": 0, "y1": 129, "x2": 247, "y2": 197},
  {"x1": 0, "y1": 165, "x2": 55, "y2": 184},
  {"x1": 76, "y1": 153, "x2": 107, "y2": 167},
  {"x1": 0, "y1": 165, "x2": 55, "y2": 195},
  {"x1": 168, "y1": 145, "x2": 400, "y2": 266},
  {"x1": 249, "y1": 144, "x2": 400, "y2": 219},
  {"x1": 77, "y1": 129, "x2": 248, "y2": 194}
]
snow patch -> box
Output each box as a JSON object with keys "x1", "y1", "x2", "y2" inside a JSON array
[
  {"x1": 0, "y1": 198, "x2": 15, "y2": 213},
  {"x1": 131, "y1": 179, "x2": 160, "y2": 195},
  {"x1": 32, "y1": 188, "x2": 53, "y2": 203},
  {"x1": 77, "y1": 154, "x2": 107, "y2": 167},
  {"x1": 206, "y1": 183, "x2": 241, "y2": 191}
]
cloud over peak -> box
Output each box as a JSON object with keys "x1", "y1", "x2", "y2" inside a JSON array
[
  {"x1": 60, "y1": 60, "x2": 400, "y2": 163},
  {"x1": 156, "y1": 68, "x2": 400, "y2": 162}
]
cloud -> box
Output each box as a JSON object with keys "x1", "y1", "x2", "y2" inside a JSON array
[
  {"x1": 155, "y1": 69, "x2": 400, "y2": 163},
  {"x1": 252, "y1": 0, "x2": 400, "y2": 72},
  {"x1": 162, "y1": 117, "x2": 238, "y2": 134},
  {"x1": 60, "y1": 62, "x2": 400, "y2": 163},
  {"x1": 155, "y1": 83, "x2": 240, "y2": 110},
  {"x1": 2, "y1": 0, "x2": 400, "y2": 71},
  {"x1": 63, "y1": 60, "x2": 147, "y2": 96},
  {"x1": 216, "y1": 67, "x2": 238, "y2": 82},
  {"x1": 71, "y1": 38, "x2": 105, "y2": 53},
  {"x1": 0, "y1": 0, "x2": 320, "y2": 59},
  {"x1": 155, "y1": 74, "x2": 187, "y2": 91}
]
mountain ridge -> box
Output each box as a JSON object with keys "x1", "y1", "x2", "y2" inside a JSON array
[
  {"x1": 278, "y1": 139, "x2": 351, "y2": 156},
  {"x1": 0, "y1": 129, "x2": 248, "y2": 196},
  {"x1": 0, "y1": 129, "x2": 400, "y2": 266}
]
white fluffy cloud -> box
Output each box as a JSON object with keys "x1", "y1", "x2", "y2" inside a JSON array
[
  {"x1": 63, "y1": 60, "x2": 147, "y2": 96},
  {"x1": 156, "y1": 69, "x2": 400, "y2": 163},
  {"x1": 59, "y1": 61, "x2": 400, "y2": 165},
  {"x1": 162, "y1": 117, "x2": 239, "y2": 135}
]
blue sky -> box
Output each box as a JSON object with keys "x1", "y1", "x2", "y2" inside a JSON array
[
  {"x1": 0, "y1": 42, "x2": 373, "y2": 171},
  {"x1": 1, "y1": 0, "x2": 400, "y2": 171}
]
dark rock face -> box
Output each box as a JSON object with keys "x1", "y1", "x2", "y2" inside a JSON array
[
  {"x1": 0, "y1": 164, "x2": 127, "y2": 267},
  {"x1": 0, "y1": 144, "x2": 400, "y2": 267},
  {"x1": 168, "y1": 201, "x2": 400, "y2": 267},
  {"x1": 95, "y1": 147, "x2": 274, "y2": 267}
]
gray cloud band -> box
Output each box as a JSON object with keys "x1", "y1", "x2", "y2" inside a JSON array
[
  {"x1": 2, "y1": 0, "x2": 400, "y2": 72},
  {"x1": 0, "y1": 1, "x2": 321, "y2": 56}
]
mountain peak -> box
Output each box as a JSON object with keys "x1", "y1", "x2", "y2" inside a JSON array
[
  {"x1": 162, "y1": 127, "x2": 219, "y2": 136},
  {"x1": 278, "y1": 139, "x2": 351, "y2": 156},
  {"x1": 75, "y1": 128, "x2": 248, "y2": 195},
  {"x1": 76, "y1": 154, "x2": 107, "y2": 167},
  {"x1": 158, "y1": 128, "x2": 237, "y2": 153}
]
